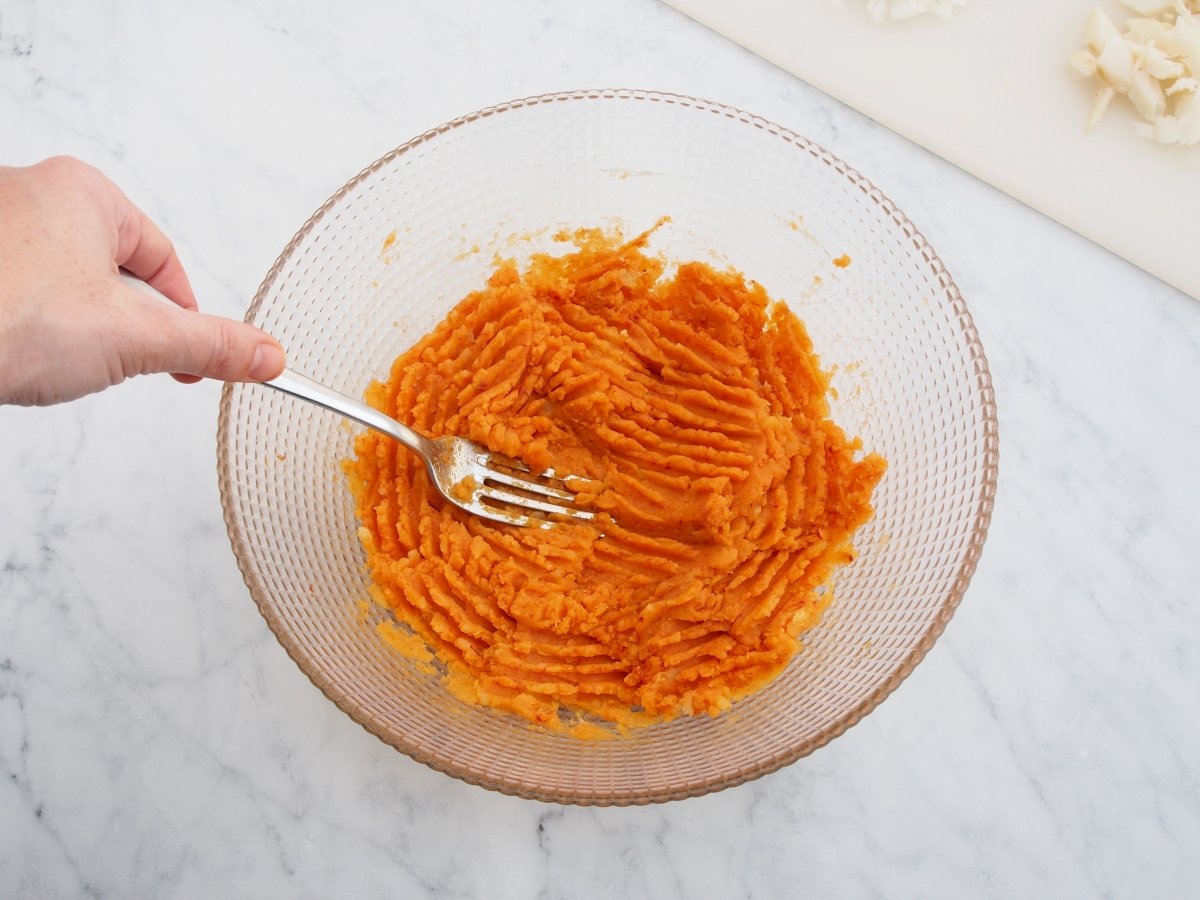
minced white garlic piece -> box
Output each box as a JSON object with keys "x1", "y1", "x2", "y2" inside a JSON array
[
  {"x1": 1070, "y1": 1, "x2": 1200, "y2": 146},
  {"x1": 865, "y1": 0, "x2": 967, "y2": 23}
]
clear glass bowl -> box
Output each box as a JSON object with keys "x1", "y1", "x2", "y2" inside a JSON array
[{"x1": 217, "y1": 89, "x2": 998, "y2": 805}]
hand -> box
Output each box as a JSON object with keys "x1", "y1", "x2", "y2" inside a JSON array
[{"x1": 0, "y1": 156, "x2": 285, "y2": 406}]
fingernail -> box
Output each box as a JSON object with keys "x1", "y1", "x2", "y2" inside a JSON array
[{"x1": 249, "y1": 343, "x2": 285, "y2": 381}]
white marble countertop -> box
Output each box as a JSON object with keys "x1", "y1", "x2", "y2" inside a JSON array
[{"x1": 2, "y1": 1, "x2": 1198, "y2": 897}]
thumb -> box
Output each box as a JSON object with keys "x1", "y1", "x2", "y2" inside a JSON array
[{"x1": 123, "y1": 292, "x2": 286, "y2": 382}]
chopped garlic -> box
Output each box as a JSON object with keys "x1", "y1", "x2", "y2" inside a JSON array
[
  {"x1": 865, "y1": 0, "x2": 966, "y2": 23},
  {"x1": 1070, "y1": 1, "x2": 1200, "y2": 146},
  {"x1": 1097, "y1": 38, "x2": 1137, "y2": 91},
  {"x1": 1068, "y1": 49, "x2": 1100, "y2": 77},
  {"x1": 1166, "y1": 75, "x2": 1199, "y2": 93},
  {"x1": 1140, "y1": 43, "x2": 1187, "y2": 80},
  {"x1": 1118, "y1": 0, "x2": 1195, "y2": 16},
  {"x1": 1177, "y1": 90, "x2": 1200, "y2": 140},
  {"x1": 1084, "y1": 8, "x2": 1124, "y2": 54},
  {"x1": 1129, "y1": 69, "x2": 1168, "y2": 119},
  {"x1": 1090, "y1": 85, "x2": 1117, "y2": 130}
]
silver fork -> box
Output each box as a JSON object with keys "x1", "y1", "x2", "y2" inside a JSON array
[
  {"x1": 266, "y1": 370, "x2": 594, "y2": 527},
  {"x1": 115, "y1": 272, "x2": 592, "y2": 528}
]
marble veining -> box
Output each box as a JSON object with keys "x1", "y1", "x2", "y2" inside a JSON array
[{"x1": 2, "y1": 0, "x2": 1198, "y2": 897}]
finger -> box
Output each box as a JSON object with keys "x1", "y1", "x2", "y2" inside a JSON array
[
  {"x1": 41, "y1": 157, "x2": 198, "y2": 310},
  {"x1": 110, "y1": 268, "x2": 224, "y2": 384},
  {"x1": 117, "y1": 210, "x2": 197, "y2": 311},
  {"x1": 101, "y1": 180, "x2": 198, "y2": 312},
  {"x1": 118, "y1": 288, "x2": 286, "y2": 383}
]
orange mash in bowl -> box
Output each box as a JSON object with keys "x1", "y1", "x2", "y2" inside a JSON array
[{"x1": 346, "y1": 227, "x2": 885, "y2": 734}]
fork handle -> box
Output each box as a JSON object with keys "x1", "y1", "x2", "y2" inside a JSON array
[
  {"x1": 263, "y1": 369, "x2": 428, "y2": 455},
  {"x1": 115, "y1": 270, "x2": 427, "y2": 455}
]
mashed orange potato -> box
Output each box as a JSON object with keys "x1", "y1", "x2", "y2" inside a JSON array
[{"x1": 346, "y1": 227, "x2": 885, "y2": 734}]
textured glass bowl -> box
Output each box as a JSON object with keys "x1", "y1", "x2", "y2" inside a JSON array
[{"x1": 218, "y1": 89, "x2": 998, "y2": 805}]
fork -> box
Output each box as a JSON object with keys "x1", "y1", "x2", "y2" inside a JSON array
[
  {"x1": 265, "y1": 369, "x2": 594, "y2": 527},
  {"x1": 116, "y1": 271, "x2": 593, "y2": 527}
]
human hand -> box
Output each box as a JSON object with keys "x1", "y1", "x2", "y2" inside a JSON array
[{"x1": 0, "y1": 156, "x2": 285, "y2": 406}]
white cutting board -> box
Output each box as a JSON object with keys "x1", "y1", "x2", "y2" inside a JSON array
[{"x1": 665, "y1": 0, "x2": 1200, "y2": 301}]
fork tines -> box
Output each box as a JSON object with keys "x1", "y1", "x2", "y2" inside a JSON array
[{"x1": 476, "y1": 457, "x2": 595, "y2": 524}]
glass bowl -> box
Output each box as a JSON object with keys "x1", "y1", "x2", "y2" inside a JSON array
[{"x1": 217, "y1": 89, "x2": 998, "y2": 805}]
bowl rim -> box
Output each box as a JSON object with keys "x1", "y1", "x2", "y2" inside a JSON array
[{"x1": 217, "y1": 88, "x2": 1000, "y2": 806}]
